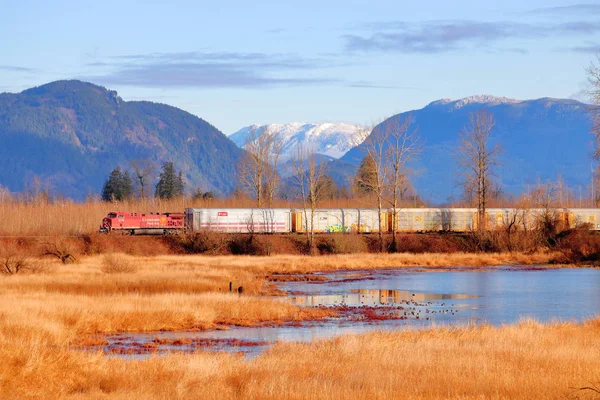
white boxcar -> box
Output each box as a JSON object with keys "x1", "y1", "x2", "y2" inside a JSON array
[
  {"x1": 292, "y1": 209, "x2": 387, "y2": 233},
  {"x1": 393, "y1": 208, "x2": 476, "y2": 232},
  {"x1": 185, "y1": 208, "x2": 292, "y2": 233}
]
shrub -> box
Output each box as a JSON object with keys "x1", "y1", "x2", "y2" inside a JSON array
[
  {"x1": 317, "y1": 234, "x2": 368, "y2": 254},
  {"x1": 554, "y1": 229, "x2": 600, "y2": 263},
  {"x1": 40, "y1": 239, "x2": 78, "y2": 263},
  {"x1": 228, "y1": 234, "x2": 268, "y2": 256},
  {"x1": 0, "y1": 253, "x2": 29, "y2": 275},
  {"x1": 0, "y1": 245, "x2": 52, "y2": 274},
  {"x1": 100, "y1": 254, "x2": 138, "y2": 274},
  {"x1": 392, "y1": 233, "x2": 467, "y2": 253},
  {"x1": 166, "y1": 231, "x2": 227, "y2": 254}
]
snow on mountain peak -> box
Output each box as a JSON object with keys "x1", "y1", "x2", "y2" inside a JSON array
[
  {"x1": 229, "y1": 122, "x2": 363, "y2": 160},
  {"x1": 429, "y1": 95, "x2": 522, "y2": 109}
]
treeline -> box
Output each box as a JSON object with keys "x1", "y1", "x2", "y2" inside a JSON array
[{"x1": 100, "y1": 161, "x2": 185, "y2": 201}]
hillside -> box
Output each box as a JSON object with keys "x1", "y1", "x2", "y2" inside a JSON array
[
  {"x1": 0, "y1": 80, "x2": 243, "y2": 199},
  {"x1": 339, "y1": 96, "x2": 594, "y2": 204},
  {"x1": 229, "y1": 122, "x2": 362, "y2": 160}
]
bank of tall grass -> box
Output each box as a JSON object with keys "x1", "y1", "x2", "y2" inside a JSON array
[{"x1": 0, "y1": 196, "x2": 377, "y2": 236}]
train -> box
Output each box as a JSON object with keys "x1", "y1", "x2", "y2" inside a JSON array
[
  {"x1": 99, "y1": 211, "x2": 185, "y2": 235},
  {"x1": 99, "y1": 207, "x2": 600, "y2": 234}
]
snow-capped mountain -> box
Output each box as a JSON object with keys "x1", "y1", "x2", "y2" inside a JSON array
[
  {"x1": 229, "y1": 122, "x2": 363, "y2": 160},
  {"x1": 428, "y1": 95, "x2": 522, "y2": 109}
]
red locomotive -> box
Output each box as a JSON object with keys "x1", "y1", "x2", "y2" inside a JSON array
[{"x1": 99, "y1": 211, "x2": 185, "y2": 235}]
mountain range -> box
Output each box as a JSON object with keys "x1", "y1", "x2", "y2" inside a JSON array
[
  {"x1": 0, "y1": 80, "x2": 242, "y2": 199},
  {"x1": 0, "y1": 80, "x2": 595, "y2": 203}
]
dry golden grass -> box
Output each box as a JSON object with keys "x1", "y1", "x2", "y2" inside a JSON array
[
  {"x1": 1, "y1": 317, "x2": 598, "y2": 399},
  {"x1": 164, "y1": 252, "x2": 556, "y2": 275},
  {"x1": 2, "y1": 253, "x2": 555, "y2": 297},
  {"x1": 0, "y1": 198, "x2": 195, "y2": 235},
  {"x1": 0, "y1": 254, "x2": 595, "y2": 399},
  {"x1": 100, "y1": 253, "x2": 138, "y2": 274}
]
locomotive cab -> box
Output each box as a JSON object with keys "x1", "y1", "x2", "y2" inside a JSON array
[{"x1": 99, "y1": 212, "x2": 120, "y2": 233}]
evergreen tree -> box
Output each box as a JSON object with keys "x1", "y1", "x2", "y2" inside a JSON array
[
  {"x1": 101, "y1": 167, "x2": 133, "y2": 201},
  {"x1": 155, "y1": 162, "x2": 185, "y2": 199},
  {"x1": 353, "y1": 155, "x2": 377, "y2": 195},
  {"x1": 122, "y1": 171, "x2": 133, "y2": 199},
  {"x1": 176, "y1": 171, "x2": 185, "y2": 197}
]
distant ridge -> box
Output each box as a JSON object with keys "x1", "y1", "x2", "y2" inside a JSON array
[
  {"x1": 0, "y1": 80, "x2": 243, "y2": 199},
  {"x1": 338, "y1": 95, "x2": 593, "y2": 203}
]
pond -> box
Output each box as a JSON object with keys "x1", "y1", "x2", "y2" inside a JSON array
[{"x1": 100, "y1": 266, "x2": 600, "y2": 357}]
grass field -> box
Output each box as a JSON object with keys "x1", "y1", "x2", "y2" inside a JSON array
[
  {"x1": 0, "y1": 197, "x2": 381, "y2": 235},
  {"x1": 0, "y1": 254, "x2": 597, "y2": 399}
]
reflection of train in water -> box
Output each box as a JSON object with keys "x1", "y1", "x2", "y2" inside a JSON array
[{"x1": 100, "y1": 208, "x2": 600, "y2": 234}]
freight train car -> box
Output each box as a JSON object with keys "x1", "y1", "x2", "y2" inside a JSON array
[
  {"x1": 292, "y1": 209, "x2": 388, "y2": 233},
  {"x1": 482, "y1": 208, "x2": 596, "y2": 231},
  {"x1": 185, "y1": 208, "x2": 292, "y2": 233},
  {"x1": 99, "y1": 211, "x2": 185, "y2": 234},
  {"x1": 390, "y1": 208, "x2": 476, "y2": 232}
]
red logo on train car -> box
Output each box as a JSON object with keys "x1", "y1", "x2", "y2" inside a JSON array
[{"x1": 218, "y1": 212, "x2": 228, "y2": 216}]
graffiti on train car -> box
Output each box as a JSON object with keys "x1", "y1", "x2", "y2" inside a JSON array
[{"x1": 326, "y1": 224, "x2": 349, "y2": 233}]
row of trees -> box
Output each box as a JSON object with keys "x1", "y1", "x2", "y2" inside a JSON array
[{"x1": 101, "y1": 161, "x2": 184, "y2": 201}]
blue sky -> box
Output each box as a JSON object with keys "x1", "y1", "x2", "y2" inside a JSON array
[{"x1": 1, "y1": 0, "x2": 599, "y2": 133}]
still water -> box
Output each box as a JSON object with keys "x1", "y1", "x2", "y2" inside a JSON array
[
  {"x1": 104, "y1": 267, "x2": 600, "y2": 356},
  {"x1": 284, "y1": 267, "x2": 600, "y2": 324}
]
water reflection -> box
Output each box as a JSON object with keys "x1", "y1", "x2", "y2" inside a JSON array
[{"x1": 290, "y1": 289, "x2": 475, "y2": 307}]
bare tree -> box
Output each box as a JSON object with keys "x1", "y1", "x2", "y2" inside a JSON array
[
  {"x1": 386, "y1": 115, "x2": 421, "y2": 252},
  {"x1": 292, "y1": 145, "x2": 327, "y2": 254},
  {"x1": 0, "y1": 185, "x2": 12, "y2": 203},
  {"x1": 355, "y1": 124, "x2": 390, "y2": 252},
  {"x1": 25, "y1": 176, "x2": 51, "y2": 204},
  {"x1": 263, "y1": 128, "x2": 283, "y2": 207},
  {"x1": 457, "y1": 110, "x2": 500, "y2": 232},
  {"x1": 533, "y1": 182, "x2": 561, "y2": 245},
  {"x1": 501, "y1": 209, "x2": 527, "y2": 252},
  {"x1": 237, "y1": 126, "x2": 282, "y2": 207},
  {"x1": 130, "y1": 159, "x2": 155, "y2": 200}
]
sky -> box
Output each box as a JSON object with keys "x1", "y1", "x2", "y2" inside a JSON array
[{"x1": 1, "y1": 0, "x2": 600, "y2": 133}]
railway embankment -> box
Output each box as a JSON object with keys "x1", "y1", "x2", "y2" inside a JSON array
[{"x1": 2, "y1": 228, "x2": 600, "y2": 266}]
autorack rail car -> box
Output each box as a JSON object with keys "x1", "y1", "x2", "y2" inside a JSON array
[
  {"x1": 185, "y1": 208, "x2": 292, "y2": 233},
  {"x1": 100, "y1": 208, "x2": 600, "y2": 234},
  {"x1": 291, "y1": 208, "x2": 387, "y2": 233}
]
